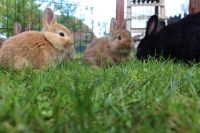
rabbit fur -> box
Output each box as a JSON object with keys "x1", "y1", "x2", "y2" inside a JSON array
[
  {"x1": 0, "y1": 22, "x2": 31, "y2": 48},
  {"x1": 14, "y1": 22, "x2": 76, "y2": 60},
  {"x1": 136, "y1": 13, "x2": 200, "y2": 63},
  {"x1": 83, "y1": 18, "x2": 134, "y2": 66},
  {"x1": 0, "y1": 8, "x2": 73, "y2": 70}
]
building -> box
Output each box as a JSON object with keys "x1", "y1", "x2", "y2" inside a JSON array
[{"x1": 126, "y1": 0, "x2": 165, "y2": 37}]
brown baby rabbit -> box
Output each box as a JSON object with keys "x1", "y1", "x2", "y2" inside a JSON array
[
  {"x1": 14, "y1": 21, "x2": 76, "y2": 60},
  {"x1": 83, "y1": 18, "x2": 134, "y2": 66},
  {"x1": 0, "y1": 8, "x2": 73, "y2": 70}
]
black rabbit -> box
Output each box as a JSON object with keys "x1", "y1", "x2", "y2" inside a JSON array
[{"x1": 136, "y1": 13, "x2": 200, "y2": 63}]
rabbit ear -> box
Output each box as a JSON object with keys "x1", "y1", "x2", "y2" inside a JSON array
[
  {"x1": 145, "y1": 15, "x2": 158, "y2": 36},
  {"x1": 156, "y1": 20, "x2": 166, "y2": 33},
  {"x1": 110, "y1": 18, "x2": 118, "y2": 34},
  {"x1": 25, "y1": 23, "x2": 32, "y2": 31},
  {"x1": 14, "y1": 22, "x2": 22, "y2": 34},
  {"x1": 116, "y1": 19, "x2": 126, "y2": 29},
  {"x1": 43, "y1": 8, "x2": 56, "y2": 28}
]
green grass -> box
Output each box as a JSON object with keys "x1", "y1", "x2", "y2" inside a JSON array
[{"x1": 0, "y1": 56, "x2": 200, "y2": 133}]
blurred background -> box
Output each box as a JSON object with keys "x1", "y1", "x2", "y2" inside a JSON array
[{"x1": 0, "y1": 0, "x2": 196, "y2": 51}]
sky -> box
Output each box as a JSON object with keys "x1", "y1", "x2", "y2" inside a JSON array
[
  {"x1": 165, "y1": 0, "x2": 189, "y2": 16},
  {"x1": 66, "y1": 0, "x2": 189, "y2": 37},
  {"x1": 72, "y1": 0, "x2": 116, "y2": 36}
]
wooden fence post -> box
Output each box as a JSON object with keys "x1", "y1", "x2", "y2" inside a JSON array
[
  {"x1": 116, "y1": 0, "x2": 124, "y2": 29},
  {"x1": 189, "y1": 0, "x2": 200, "y2": 14}
]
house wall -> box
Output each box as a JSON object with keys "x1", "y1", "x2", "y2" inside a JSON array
[{"x1": 126, "y1": 0, "x2": 165, "y2": 36}]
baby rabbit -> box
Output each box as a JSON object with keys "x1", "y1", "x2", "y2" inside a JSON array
[
  {"x1": 14, "y1": 22, "x2": 24, "y2": 35},
  {"x1": 83, "y1": 18, "x2": 134, "y2": 66},
  {"x1": 14, "y1": 22, "x2": 32, "y2": 35},
  {"x1": 14, "y1": 22, "x2": 76, "y2": 60},
  {"x1": 0, "y1": 8, "x2": 73, "y2": 70},
  {"x1": 136, "y1": 13, "x2": 200, "y2": 62}
]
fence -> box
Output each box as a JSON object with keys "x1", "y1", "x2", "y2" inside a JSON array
[
  {"x1": 0, "y1": 0, "x2": 105, "y2": 52},
  {"x1": 126, "y1": 0, "x2": 165, "y2": 45},
  {"x1": 0, "y1": 0, "x2": 191, "y2": 50}
]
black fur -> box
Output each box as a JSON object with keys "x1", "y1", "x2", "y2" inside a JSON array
[{"x1": 136, "y1": 13, "x2": 200, "y2": 62}]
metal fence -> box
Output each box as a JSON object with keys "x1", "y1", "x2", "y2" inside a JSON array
[
  {"x1": 0, "y1": 0, "x2": 104, "y2": 52},
  {"x1": 0, "y1": 0, "x2": 190, "y2": 50}
]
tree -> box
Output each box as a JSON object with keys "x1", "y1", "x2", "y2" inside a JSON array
[
  {"x1": 0, "y1": 0, "x2": 41, "y2": 37},
  {"x1": 0, "y1": 0, "x2": 95, "y2": 48}
]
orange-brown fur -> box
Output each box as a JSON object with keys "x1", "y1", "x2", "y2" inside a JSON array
[
  {"x1": 0, "y1": 22, "x2": 30, "y2": 49},
  {"x1": 1, "y1": 31, "x2": 65, "y2": 69},
  {"x1": 14, "y1": 22, "x2": 75, "y2": 60},
  {"x1": 83, "y1": 18, "x2": 134, "y2": 66},
  {"x1": 66, "y1": 45, "x2": 76, "y2": 60},
  {"x1": 0, "y1": 8, "x2": 73, "y2": 70},
  {"x1": 0, "y1": 22, "x2": 32, "y2": 49}
]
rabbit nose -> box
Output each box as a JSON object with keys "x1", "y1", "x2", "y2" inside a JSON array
[
  {"x1": 68, "y1": 40, "x2": 73, "y2": 45},
  {"x1": 64, "y1": 41, "x2": 73, "y2": 49},
  {"x1": 127, "y1": 41, "x2": 134, "y2": 49},
  {"x1": 130, "y1": 42, "x2": 134, "y2": 48},
  {"x1": 68, "y1": 39, "x2": 73, "y2": 44}
]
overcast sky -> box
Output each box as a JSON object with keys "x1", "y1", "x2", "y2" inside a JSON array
[{"x1": 165, "y1": 0, "x2": 189, "y2": 16}]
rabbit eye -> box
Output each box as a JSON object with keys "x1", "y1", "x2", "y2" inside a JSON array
[
  {"x1": 59, "y1": 32, "x2": 65, "y2": 37},
  {"x1": 118, "y1": 35, "x2": 122, "y2": 40}
]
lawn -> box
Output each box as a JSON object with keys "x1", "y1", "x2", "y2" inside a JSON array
[{"x1": 0, "y1": 55, "x2": 200, "y2": 133}]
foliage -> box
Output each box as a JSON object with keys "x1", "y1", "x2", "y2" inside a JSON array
[
  {"x1": 0, "y1": 0, "x2": 92, "y2": 39},
  {"x1": 0, "y1": 56, "x2": 200, "y2": 133},
  {"x1": 0, "y1": 0, "x2": 41, "y2": 36}
]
